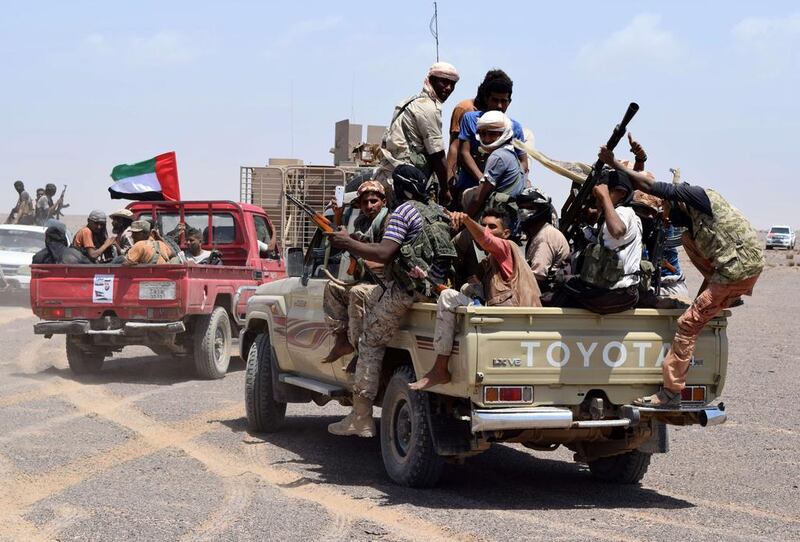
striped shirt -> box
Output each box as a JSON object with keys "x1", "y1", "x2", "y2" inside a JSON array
[
  {"x1": 384, "y1": 202, "x2": 424, "y2": 245},
  {"x1": 383, "y1": 201, "x2": 446, "y2": 284}
]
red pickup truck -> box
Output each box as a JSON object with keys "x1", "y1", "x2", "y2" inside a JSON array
[{"x1": 31, "y1": 200, "x2": 285, "y2": 378}]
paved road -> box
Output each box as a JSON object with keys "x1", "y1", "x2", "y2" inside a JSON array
[{"x1": 0, "y1": 267, "x2": 798, "y2": 541}]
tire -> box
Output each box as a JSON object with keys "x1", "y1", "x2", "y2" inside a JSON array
[
  {"x1": 193, "y1": 307, "x2": 232, "y2": 379},
  {"x1": 380, "y1": 365, "x2": 444, "y2": 488},
  {"x1": 244, "y1": 333, "x2": 286, "y2": 432},
  {"x1": 588, "y1": 449, "x2": 652, "y2": 484},
  {"x1": 66, "y1": 336, "x2": 104, "y2": 374}
]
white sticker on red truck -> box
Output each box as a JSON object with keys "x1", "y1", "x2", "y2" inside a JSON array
[{"x1": 93, "y1": 274, "x2": 114, "y2": 304}]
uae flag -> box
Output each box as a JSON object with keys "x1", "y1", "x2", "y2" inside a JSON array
[{"x1": 109, "y1": 152, "x2": 181, "y2": 201}]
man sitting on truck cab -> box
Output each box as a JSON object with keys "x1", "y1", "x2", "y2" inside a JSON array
[
  {"x1": 122, "y1": 220, "x2": 173, "y2": 266},
  {"x1": 325, "y1": 165, "x2": 456, "y2": 437},
  {"x1": 409, "y1": 207, "x2": 542, "y2": 390},
  {"x1": 598, "y1": 145, "x2": 764, "y2": 408},
  {"x1": 322, "y1": 180, "x2": 389, "y2": 365}
]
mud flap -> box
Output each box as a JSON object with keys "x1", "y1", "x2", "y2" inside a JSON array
[
  {"x1": 423, "y1": 393, "x2": 473, "y2": 456},
  {"x1": 638, "y1": 420, "x2": 669, "y2": 454}
]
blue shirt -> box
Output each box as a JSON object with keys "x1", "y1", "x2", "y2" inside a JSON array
[
  {"x1": 483, "y1": 145, "x2": 525, "y2": 197},
  {"x1": 457, "y1": 110, "x2": 525, "y2": 189}
]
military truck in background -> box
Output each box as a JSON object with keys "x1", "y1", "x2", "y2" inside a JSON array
[{"x1": 239, "y1": 188, "x2": 729, "y2": 488}]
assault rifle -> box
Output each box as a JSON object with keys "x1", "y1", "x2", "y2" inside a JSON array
[
  {"x1": 52, "y1": 185, "x2": 69, "y2": 220},
  {"x1": 285, "y1": 192, "x2": 386, "y2": 292},
  {"x1": 559, "y1": 102, "x2": 640, "y2": 247}
]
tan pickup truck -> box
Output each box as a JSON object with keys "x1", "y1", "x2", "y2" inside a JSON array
[{"x1": 241, "y1": 222, "x2": 728, "y2": 488}]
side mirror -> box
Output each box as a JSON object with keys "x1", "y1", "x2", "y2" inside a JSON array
[{"x1": 286, "y1": 247, "x2": 304, "y2": 278}]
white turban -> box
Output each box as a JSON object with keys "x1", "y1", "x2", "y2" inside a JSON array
[
  {"x1": 476, "y1": 110, "x2": 514, "y2": 151},
  {"x1": 427, "y1": 61, "x2": 460, "y2": 82}
]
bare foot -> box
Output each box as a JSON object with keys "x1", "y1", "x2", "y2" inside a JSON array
[
  {"x1": 322, "y1": 339, "x2": 354, "y2": 364},
  {"x1": 408, "y1": 369, "x2": 451, "y2": 390}
]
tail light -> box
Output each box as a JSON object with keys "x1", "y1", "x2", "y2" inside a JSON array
[
  {"x1": 681, "y1": 386, "x2": 706, "y2": 403},
  {"x1": 484, "y1": 386, "x2": 533, "y2": 404},
  {"x1": 42, "y1": 308, "x2": 65, "y2": 319}
]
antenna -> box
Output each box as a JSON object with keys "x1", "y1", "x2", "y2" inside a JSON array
[
  {"x1": 429, "y1": 2, "x2": 439, "y2": 61},
  {"x1": 290, "y1": 79, "x2": 295, "y2": 157}
]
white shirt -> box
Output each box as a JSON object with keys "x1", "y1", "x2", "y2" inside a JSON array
[
  {"x1": 602, "y1": 206, "x2": 642, "y2": 289},
  {"x1": 185, "y1": 249, "x2": 212, "y2": 264}
]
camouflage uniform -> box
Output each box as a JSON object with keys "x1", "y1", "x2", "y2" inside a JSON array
[
  {"x1": 323, "y1": 281, "x2": 373, "y2": 354},
  {"x1": 354, "y1": 281, "x2": 415, "y2": 399},
  {"x1": 662, "y1": 189, "x2": 764, "y2": 392}
]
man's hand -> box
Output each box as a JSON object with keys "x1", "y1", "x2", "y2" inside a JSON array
[
  {"x1": 598, "y1": 145, "x2": 616, "y2": 167},
  {"x1": 439, "y1": 188, "x2": 452, "y2": 207},
  {"x1": 592, "y1": 183, "x2": 611, "y2": 202},
  {"x1": 449, "y1": 211, "x2": 468, "y2": 230},
  {"x1": 628, "y1": 132, "x2": 647, "y2": 162},
  {"x1": 324, "y1": 227, "x2": 351, "y2": 249},
  {"x1": 408, "y1": 265, "x2": 428, "y2": 279}
]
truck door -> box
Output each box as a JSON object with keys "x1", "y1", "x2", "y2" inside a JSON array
[{"x1": 284, "y1": 230, "x2": 339, "y2": 384}]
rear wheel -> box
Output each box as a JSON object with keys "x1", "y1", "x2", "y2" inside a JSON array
[
  {"x1": 380, "y1": 365, "x2": 444, "y2": 488},
  {"x1": 245, "y1": 333, "x2": 286, "y2": 432},
  {"x1": 588, "y1": 450, "x2": 651, "y2": 484},
  {"x1": 193, "y1": 307, "x2": 231, "y2": 379},
  {"x1": 66, "y1": 336, "x2": 104, "y2": 374}
]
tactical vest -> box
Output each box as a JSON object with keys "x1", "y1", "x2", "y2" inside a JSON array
[
  {"x1": 686, "y1": 189, "x2": 764, "y2": 284},
  {"x1": 480, "y1": 242, "x2": 542, "y2": 307},
  {"x1": 386, "y1": 201, "x2": 457, "y2": 295},
  {"x1": 579, "y1": 224, "x2": 638, "y2": 290}
]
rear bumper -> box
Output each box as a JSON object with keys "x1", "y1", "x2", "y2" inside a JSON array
[
  {"x1": 34, "y1": 320, "x2": 186, "y2": 337},
  {"x1": 470, "y1": 403, "x2": 726, "y2": 432}
]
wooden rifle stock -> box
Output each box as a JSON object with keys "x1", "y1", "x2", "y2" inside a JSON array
[{"x1": 559, "y1": 103, "x2": 640, "y2": 246}]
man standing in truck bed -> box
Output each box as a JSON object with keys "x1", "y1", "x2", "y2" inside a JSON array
[
  {"x1": 374, "y1": 62, "x2": 459, "y2": 205},
  {"x1": 599, "y1": 146, "x2": 764, "y2": 407},
  {"x1": 325, "y1": 165, "x2": 456, "y2": 437}
]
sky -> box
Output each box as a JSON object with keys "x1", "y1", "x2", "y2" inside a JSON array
[{"x1": 1, "y1": 1, "x2": 798, "y2": 228}]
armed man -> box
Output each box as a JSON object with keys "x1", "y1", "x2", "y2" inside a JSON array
[
  {"x1": 518, "y1": 189, "x2": 570, "y2": 292},
  {"x1": 7, "y1": 181, "x2": 35, "y2": 225},
  {"x1": 322, "y1": 180, "x2": 389, "y2": 366},
  {"x1": 374, "y1": 62, "x2": 459, "y2": 205},
  {"x1": 599, "y1": 145, "x2": 764, "y2": 408},
  {"x1": 325, "y1": 165, "x2": 457, "y2": 437},
  {"x1": 410, "y1": 207, "x2": 541, "y2": 390}
]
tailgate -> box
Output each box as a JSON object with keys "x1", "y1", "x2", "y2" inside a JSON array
[
  {"x1": 31, "y1": 264, "x2": 189, "y2": 320},
  {"x1": 470, "y1": 307, "x2": 725, "y2": 399}
]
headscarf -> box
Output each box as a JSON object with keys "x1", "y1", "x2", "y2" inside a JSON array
[
  {"x1": 423, "y1": 61, "x2": 459, "y2": 101},
  {"x1": 476, "y1": 110, "x2": 514, "y2": 152},
  {"x1": 32, "y1": 223, "x2": 90, "y2": 264},
  {"x1": 391, "y1": 165, "x2": 429, "y2": 205}
]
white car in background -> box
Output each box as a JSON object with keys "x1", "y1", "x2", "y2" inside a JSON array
[
  {"x1": 766, "y1": 225, "x2": 795, "y2": 250},
  {"x1": 0, "y1": 225, "x2": 70, "y2": 292}
]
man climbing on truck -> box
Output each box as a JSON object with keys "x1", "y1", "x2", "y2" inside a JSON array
[
  {"x1": 324, "y1": 165, "x2": 457, "y2": 437},
  {"x1": 599, "y1": 145, "x2": 764, "y2": 407},
  {"x1": 409, "y1": 206, "x2": 541, "y2": 390}
]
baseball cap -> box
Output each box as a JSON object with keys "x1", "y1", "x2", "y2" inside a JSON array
[{"x1": 129, "y1": 220, "x2": 151, "y2": 234}]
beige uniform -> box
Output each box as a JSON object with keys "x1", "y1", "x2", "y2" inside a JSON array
[
  {"x1": 374, "y1": 88, "x2": 444, "y2": 182},
  {"x1": 525, "y1": 223, "x2": 571, "y2": 282}
]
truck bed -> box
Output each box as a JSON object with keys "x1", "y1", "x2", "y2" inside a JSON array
[{"x1": 31, "y1": 264, "x2": 259, "y2": 321}]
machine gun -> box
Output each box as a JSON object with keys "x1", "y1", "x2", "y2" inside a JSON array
[
  {"x1": 285, "y1": 192, "x2": 386, "y2": 292},
  {"x1": 559, "y1": 102, "x2": 640, "y2": 247}
]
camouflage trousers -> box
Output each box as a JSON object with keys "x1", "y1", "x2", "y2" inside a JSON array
[
  {"x1": 322, "y1": 281, "x2": 372, "y2": 353},
  {"x1": 354, "y1": 280, "x2": 415, "y2": 400}
]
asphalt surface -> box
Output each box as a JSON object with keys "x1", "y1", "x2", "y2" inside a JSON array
[{"x1": 0, "y1": 251, "x2": 798, "y2": 541}]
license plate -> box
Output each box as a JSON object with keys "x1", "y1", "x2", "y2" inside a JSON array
[{"x1": 139, "y1": 281, "x2": 176, "y2": 300}]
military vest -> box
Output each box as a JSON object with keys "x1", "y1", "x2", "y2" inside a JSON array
[
  {"x1": 686, "y1": 189, "x2": 764, "y2": 284},
  {"x1": 380, "y1": 94, "x2": 433, "y2": 178},
  {"x1": 479, "y1": 242, "x2": 542, "y2": 307},
  {"x1": 579, "y1": 226, "x2": 638, "y2": 290},
  {"x1": 386, "y1": 201, "x2": 457, "y2": 295}
]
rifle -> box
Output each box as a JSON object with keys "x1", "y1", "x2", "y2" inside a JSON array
[
  {"x1": 559, "y1": 102, "x2": 640, "y2": 247},
  {"x1": 53, "y1": 185, "x2": 68, "y2": 220},
  {"x1": 285, "y1": 192, "x2": 386, "y2": 291}
]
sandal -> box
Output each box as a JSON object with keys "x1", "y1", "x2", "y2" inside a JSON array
[{"x1": 633, "y1": 389, "x2": 681, "y2": 409}]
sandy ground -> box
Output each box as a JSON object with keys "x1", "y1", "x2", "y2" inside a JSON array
[{"x1": 0, "y1": 247, "x2": 798, "y2": 541}]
